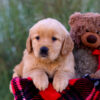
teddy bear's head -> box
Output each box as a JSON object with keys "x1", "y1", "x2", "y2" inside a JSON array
[
  {"x1": 69, "y1": 12, "x2": 100, "y2": 78},
  {"x1": 69, "y1": 12, "x2": 100, "y2": 48}
]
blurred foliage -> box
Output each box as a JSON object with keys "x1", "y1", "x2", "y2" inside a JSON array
[{"x1": 0, "y1": 0, "x2": 100, "y2": 99}]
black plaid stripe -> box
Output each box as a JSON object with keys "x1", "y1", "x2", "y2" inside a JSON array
[
  {"x1": 73, "y1": 78, "x2": 94, "y2": 99},
  {"x1": 12, "y1": 78, "x2": 23, "y2": 100},
  {"x1": 22, "y1": 79, "x2": 42, "y2": 99},
  {"x1": 12, "y1": 78, "x2": 43, "y2": 100},
  {"x1": 31, "y1": 94, "x2": 44, "y2": 100},
  {"x1": 58, "y1": 85, "x2": 83, "y2": 100},
  {"x1": 58, "y1": 78, "x2": 94, "y2": 100}
]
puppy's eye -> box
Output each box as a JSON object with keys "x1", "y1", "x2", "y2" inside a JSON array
[
  {"x1": 52, "y1": 37, "x2": 57, "y2": 41},
  {"x1": 35, "y1": 36, "x2": 40, "y2": 40}
]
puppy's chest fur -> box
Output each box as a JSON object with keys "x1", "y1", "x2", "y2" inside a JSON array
[{"x1": 23, "y1": 53, "x2": 63, "y2": 77}]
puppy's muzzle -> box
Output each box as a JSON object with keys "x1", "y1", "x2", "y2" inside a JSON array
[{"x1": 40, "y1": 46, "x2": 48, "y2": 57}]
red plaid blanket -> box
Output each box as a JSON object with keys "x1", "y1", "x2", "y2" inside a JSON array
[
  {"x1": 11, "y1": 75, "x2": 100, "y2": 100},
  {"x1": 11, "y1": 49, "x2": 100, "y2": 100}
]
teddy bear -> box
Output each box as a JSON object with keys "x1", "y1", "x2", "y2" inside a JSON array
[{"x1": 69, "y1": 12, "x2": 100, "y2": 78}]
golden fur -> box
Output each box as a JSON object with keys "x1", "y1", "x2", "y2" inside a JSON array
[{"x1": 11, "y1": 18, "x2": 75, "y2": 92}]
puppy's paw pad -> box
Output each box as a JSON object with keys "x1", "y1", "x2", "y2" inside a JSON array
[
  {"x1": 53, "y1": 79, "x2": 68, "y2": 92},
  {"x1": 33, "y1": 75, "x2": 49, "y2": 91}
]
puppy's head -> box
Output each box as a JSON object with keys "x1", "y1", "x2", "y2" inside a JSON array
[{"x1": 26, "y1": 18, "x2": 74, "y2": 61}]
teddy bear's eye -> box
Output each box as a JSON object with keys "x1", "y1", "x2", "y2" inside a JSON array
[
  {"x1": 52, "y1": 37, "x2": 57, "y2": 41},
  {"x1": 35, "y1": 36, "x2": 40, "y2": 40},
  {"x1": 86, "y1": 29, "x2": 89, "y2": 32},
  {"x1": 97, "y1": 31, "x2": 100, "y2": 35}
]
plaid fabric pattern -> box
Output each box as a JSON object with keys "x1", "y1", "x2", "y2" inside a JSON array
[
  {"x1": 11, "y1": 75, "x2": 100, "y2": 100},
  {"x1": 11, "y1": 77, "x2": 43, "y2": 100}
]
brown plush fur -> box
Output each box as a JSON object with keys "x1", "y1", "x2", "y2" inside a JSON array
[
  {"x1": 69, "y1": 12, "x2": 100, "y2": 78},
  {"x1": 11, "y1": 18, "x2": 75, "y2": 92},
  {"x1": 90, "y1": 70, "x2": 100, "y2": 78}
]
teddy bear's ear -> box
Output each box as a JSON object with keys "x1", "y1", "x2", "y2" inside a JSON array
[{"x1": 69, "y1": 12, "x2": 81, "y2": 26}]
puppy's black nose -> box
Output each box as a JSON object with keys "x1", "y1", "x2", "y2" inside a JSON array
[{"x1": 40, "y1": 46, "x2": 48, "y2": 57}]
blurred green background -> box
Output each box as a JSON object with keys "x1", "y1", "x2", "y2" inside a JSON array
[{"x1": 0, "y1": 0, "x2": 99, "y2": 99}]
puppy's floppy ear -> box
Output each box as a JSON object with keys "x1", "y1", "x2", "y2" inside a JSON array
[
  {"x1": 26, "y1": 35, "x2": 32, "y2": 53},
  {"x1": 61, "y1": 35, "x2": 74, "y2": 56}
]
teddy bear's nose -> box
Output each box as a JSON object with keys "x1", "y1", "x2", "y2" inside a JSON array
[{"x1": 87, "y1": 35, "x2": 97, "y2": 43}]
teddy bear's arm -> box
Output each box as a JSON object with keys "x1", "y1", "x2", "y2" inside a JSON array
[{"x1": 90, "y1": 70, "x2": 100, "y2": 78}]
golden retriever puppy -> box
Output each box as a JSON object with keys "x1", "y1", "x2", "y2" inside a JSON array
[{"x1": 12, "y1": 18, "x2": 75, "y2": 92}]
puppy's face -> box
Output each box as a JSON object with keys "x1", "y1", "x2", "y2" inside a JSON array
[
  {"x1": 26, "y1": 19, "x2": 74, "y2": 61},
  {"x1": 31, "y1": 27, "x2": 63, "y2": 61}
]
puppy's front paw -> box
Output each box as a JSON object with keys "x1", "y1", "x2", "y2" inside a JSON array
[
  {"x1": 33, "y1": 74, "x2": 49, "y2": 91},
  {"x1": 53, "y1": 78, "x2": 68, "y2": 92}
]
